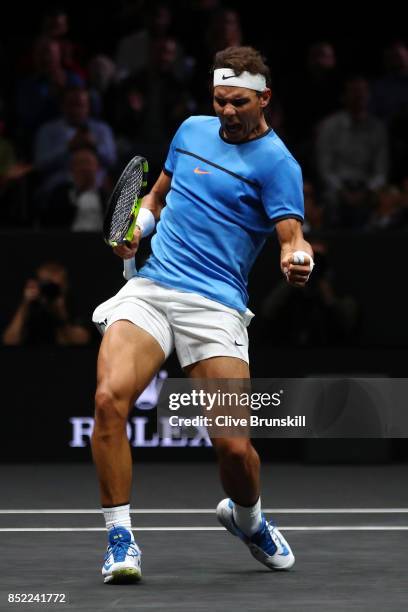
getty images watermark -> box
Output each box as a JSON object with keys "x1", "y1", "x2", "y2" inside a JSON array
[
  {"x1": 69, "y1": 378, "x2": 408, "y2": 444},
  {"x1": 158, "y1": 379, "x2": 307, "y2": 437},
  {"x1": 157, "y1": 378, "x2": 408, "y2": 438}
]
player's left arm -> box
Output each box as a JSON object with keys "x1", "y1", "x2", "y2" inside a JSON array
[{"x1": 275, "y1": 218, "x2": 314, "y2": 287}]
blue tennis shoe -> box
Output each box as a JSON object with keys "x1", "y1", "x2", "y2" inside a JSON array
[
  {"x1": 102, "y1": 526, "x2": 142, "y2": 584},
  {"x1": 216, "y1": 498, "x2": 295, "y2": 570}
]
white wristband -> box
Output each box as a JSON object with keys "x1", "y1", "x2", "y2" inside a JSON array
[
  {"x1": 293, "y1": 250, "x2": 314, "y2": 272},
  {"x1": 135, "y1": 208, "x2": 156, "y2": 237}
]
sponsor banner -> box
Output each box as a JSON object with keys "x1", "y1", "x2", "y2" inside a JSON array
[{"x1": 69, "y1": 370, "x2": 211, "y2": 449}]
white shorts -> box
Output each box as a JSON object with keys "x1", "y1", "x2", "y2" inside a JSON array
[{"x1": 92, "y1": 277, "x2": 254, "y2": 368}]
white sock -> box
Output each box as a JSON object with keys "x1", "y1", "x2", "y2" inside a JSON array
[
  {"x1": 102, "y1": 503, "x2": 134, "y2": 540},
  {"x1": 233, "y1": 497, "x2": 262, "y2": 536}
]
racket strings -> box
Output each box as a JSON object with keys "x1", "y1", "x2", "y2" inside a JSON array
[{"x1": 108, "y1": 164, "x2": 144, "y2": 242}]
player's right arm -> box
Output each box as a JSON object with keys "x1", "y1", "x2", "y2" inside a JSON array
[
  {"x1": 276, "y1": 219, "x2": 314, "y2": 288},
  {"x1": 113, "y1": 171, "x2": 172, "y2": 260}
]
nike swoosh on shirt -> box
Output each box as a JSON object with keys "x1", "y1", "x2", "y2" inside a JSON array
[
  {"x1": 194, "y1": 167, "x2": 211, "y2": 175},
  {"x1": 234, "y1": 341, "x2": 245, "y2": 346}
]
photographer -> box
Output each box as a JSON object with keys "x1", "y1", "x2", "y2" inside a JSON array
[{"x1": 2, "y1": 261, "x2": 90, "y2": 346}]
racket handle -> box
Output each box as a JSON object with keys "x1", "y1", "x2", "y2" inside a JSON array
[{"x1": 123, "y1": 258, "x2": 137, "y2": 280}]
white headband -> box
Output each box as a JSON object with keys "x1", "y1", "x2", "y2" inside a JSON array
[{"x1": 213, "y1": 68, "x2": 266, "y2": 91}]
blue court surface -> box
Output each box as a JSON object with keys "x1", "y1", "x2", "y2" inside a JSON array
[{"x1": 1, "y1": 462, "x2": 407, "y2": 611}]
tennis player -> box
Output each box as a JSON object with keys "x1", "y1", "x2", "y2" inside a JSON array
[{"x1": 92, "y1": 46, "x2": 313, "y2": 584}]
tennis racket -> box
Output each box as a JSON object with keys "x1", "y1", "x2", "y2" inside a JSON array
[{"x1": 103, "y1": 155, "x2": 149, "y2": 280}]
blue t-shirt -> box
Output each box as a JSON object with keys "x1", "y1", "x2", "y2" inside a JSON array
[{"x1": 138, "y1": 116, "x2": 304, "y2": 312}]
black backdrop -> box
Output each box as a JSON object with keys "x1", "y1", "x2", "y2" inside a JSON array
[{"x1": 0, "y1": 231, "x2": 406, "y2": 463}]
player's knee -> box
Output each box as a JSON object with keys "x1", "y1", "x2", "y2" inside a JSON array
[
  {"x1": 94, "y1": 387, "x2": 128, "y2": 428},
  {"x1": 214, "y1": 438, "x2": 252, "y2": 464}
]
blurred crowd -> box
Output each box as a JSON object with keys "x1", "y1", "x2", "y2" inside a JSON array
[{"x1": 0, "y1": 1, "x2": 407, "y2": 233}]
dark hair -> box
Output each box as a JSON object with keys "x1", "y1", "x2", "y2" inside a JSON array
[{"x1": 213, "y1": 46, "x2": 271, "y2": 87}]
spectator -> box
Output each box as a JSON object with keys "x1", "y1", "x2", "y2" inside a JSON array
[
  {"x1": 2, "y1": 261, "x2": 91, "y2": 346},
  {"x1": 34, "y1": 86, "x2": 116, "y2": 195},
  {"x1": 371, "y1": 40, "x2": 408, "y2": 122},
  {"x1": 370, "y1": 41, "x2": 408, "y2": 182},
  {"x1": 40, "y1": 6, "x2": 87, "y2": 82},
  {"x1": 316, "y1": 76, "x2": 388, "y2": 227},
  {"x1": 116, "y1": 3, "x2": 188, "y2": 81},
  {"x1": 16, "y1": 36, "x2": 84, "y2": 145},
  {"x1": 279, "y1": 41, "x2": 342, "y2": 178},
  {"x1": 39, "y1": 145, "x2": 106, "y2": 231}
]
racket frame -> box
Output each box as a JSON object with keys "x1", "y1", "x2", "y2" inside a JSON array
[
  {"x1": 103, "y1": 156, "x2": 149, "y2": 248},
  {"x1": 103, "y1": 156, "x2": 148, "y2": 281}
]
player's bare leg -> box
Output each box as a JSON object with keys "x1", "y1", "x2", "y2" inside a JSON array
[
  {"x1": 185, "y1": 356, "x2": 295, "y2": 569},
  {"x1": 92, "y1": 320, "x2": 165, "y2": 506},
  {"x1": 185, "y1": 357, "x2": 259, "y2": 505}
]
